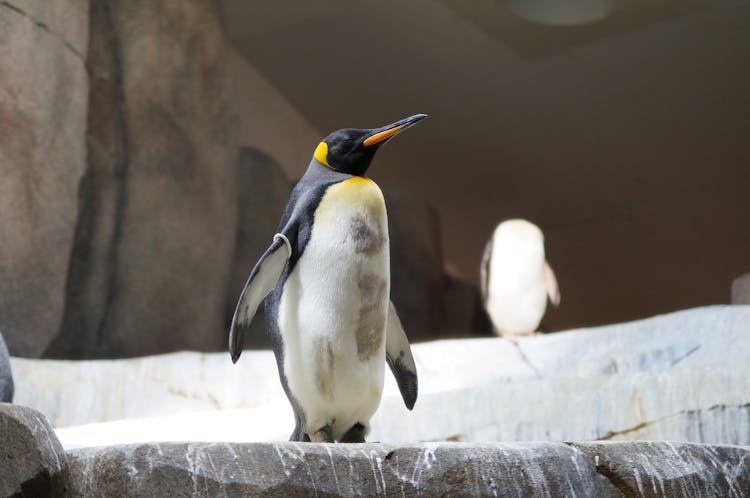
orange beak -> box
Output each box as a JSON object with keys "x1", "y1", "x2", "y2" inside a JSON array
[{"x1": 362, "y1": 114, "x2": 428, "y2": 147}]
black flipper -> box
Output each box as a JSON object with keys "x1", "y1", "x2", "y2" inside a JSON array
[
  {"x1": 229, "y1": 234, "x2": 291, "y2": 363},
  {"x1": 385, "y1": 301, "x2": 418, "y2": 410}
]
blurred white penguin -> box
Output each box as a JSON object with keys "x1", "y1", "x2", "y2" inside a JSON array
[{"x1": 480, "y1": 219, "x2": 560, "y2": 340}]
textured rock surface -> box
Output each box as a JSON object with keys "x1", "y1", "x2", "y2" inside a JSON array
[
  {"x1": 0, "y1": 332, "x2": 13, "y2": 402},
  {"x1": 45, "y1": 0, "x2": 128, "y2": 359},
  {"x1": 63, "y1": 441, "x2": 616, "y2": 497},
  {"x1": 571, "y1": 441, "x2": 750, "y2": 498},
  {"x1": 80, "y1": 0, "x2": 239, "y2": 356},
  {"x1": 34, "y1": 2, "x2": 320, "y2": 359},
  {"x1": 3, "y1": 405, "x2": 747, "y2": 497},
  {"x1": 13, "y1": 305, "x2": 749, "y2": 449},
  {"x1": 0, "y1": 0, "x2": 89, "y2": 356},
  {"x1": 733, "y1": 273, "x2": 750, "y2": 304},
  {"x1": 0, "y1": 404, "x2": 66, "y2": 497},
  {"x1": 226, "y1": 148, "x2": 292, "y2": 349},
  {"x1": 63, "y1": 441, "x2": 750, "y2": 498}
]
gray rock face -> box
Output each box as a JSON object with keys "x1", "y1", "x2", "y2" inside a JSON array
[
  {"x1": 46, "y1": 0, "x2": 239, "y2": 358},
  {"x1": 0, "y1": 404, "x2": 66, "y2": 498},
  {"x1": 0, "y1": 0, "x2": 89, "y2": 357},
  {"x1": 89, "y1": 0, "x2": 239, "y2": 357},
  {"x1": 0, "y1": 332, "x2": 13, "y2": 402},
  {"x1": 571, "y1": 441, "x2": 750, "y2": 498},
  {"x1": 732, "y1": 272, "x2": 750, "y2": 304},
  {"x1": 0, "y1": 1, "x2": 323, "y2": 360},
  {"x1": 63, "y1": 441, "x2": 750, "y2": 498},
  {"x1": 46, "y1": 0, "x2": 128, "y2": 359}
]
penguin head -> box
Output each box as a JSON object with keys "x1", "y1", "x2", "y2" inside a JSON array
[{"x1": 313, "y1": 113, "x2": 427, "y2": 176}]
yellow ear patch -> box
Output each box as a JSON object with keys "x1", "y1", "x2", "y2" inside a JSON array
[{"x1": 314, "y1": 142, "x2": 331, "y2": 168}]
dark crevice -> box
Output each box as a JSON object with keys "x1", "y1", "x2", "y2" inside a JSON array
[
  {"x1": 88, "y1": 1, "x2": 130, "y2": 355},
  {"x1": 685, "y1": 402, "x2": 750, "y2": 414},
  {"x1": 48, "y1": 0, "x2": 130, "y2": 358},
  {"x1": 510, "y1": 340, "x2": 542, "y2": 379},
  {"x1": 598, "y1": 402, "x2": 750, "y2": 440},
  {"x1": 8, "y1": 468, "x2": 63, "y2": 498},
  {"x1": 591, "y1": 462, "x2": 639, "y2": 498},
  {"x1": 598, "y1": 419, "x2": 661, "y2": 441},
  {"x1": 0, "y1": 1, "x2": 84, "y2": 61},
  {"x1": 670, "y1": 344, "x2": 701, "y2": 367},
  {"x1": 563, "y1": 442, "x2": 635, "y2": 498}
]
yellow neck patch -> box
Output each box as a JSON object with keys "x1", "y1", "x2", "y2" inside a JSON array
[
  {"x1": 343, "y1": 176, "x2": 374, "y2": 188},
  {"x1": 314, "y1": 176, "x2": 384, "y2": 223},
  {"x1": 314, "y1": 142, "x2": 331, "y2": 168}
]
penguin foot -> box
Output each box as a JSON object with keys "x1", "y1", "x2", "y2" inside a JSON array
[
  {"x1": 289, "y1": 429, "x2": 311, "y2": 442},
  {"x1": 504, "y1": 331, "x2": 540, "y2": 344},
  {"x1": 309, "y1": 423, "x2": 334, "y2": 443},
  {"x1": 339, "y1": 423, "x2": 367, "y2": 443}
]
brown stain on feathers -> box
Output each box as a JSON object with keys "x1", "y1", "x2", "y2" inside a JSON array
[
  {"x1": 349, "y1": 214, "x2": 386, "y2": 255},
  {"x1": 356, "y1": 273, "x2": 387, "y2": 360},
  {"x1": 314, "y1": 337, "x2": 335, "y2": 399}
]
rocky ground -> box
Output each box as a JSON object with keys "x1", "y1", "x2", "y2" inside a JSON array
[
  {"x1": 3, "y1": 403, "x2": 749, "y2": 497},
  {"x1": 3, "y1": 305, "x2": 749, "y2": 495}
]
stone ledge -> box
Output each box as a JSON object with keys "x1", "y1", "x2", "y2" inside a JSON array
[
  {"x1": 0, "y1": 403, "x2": 66, "y2": 498},
  {"x1": 4, "y1": 404, "x2": 748, "y2": 497},
  {"x1": 64, "y1": 441, "x2": 750, "y2": 498}
]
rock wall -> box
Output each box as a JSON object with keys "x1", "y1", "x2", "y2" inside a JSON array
[
  {"x1": 0, "y1": 404, "x2": 66, "y2": 498},
  {"x1": 0, "y1": 0, "x2": 476, "y2": 360},
  {"x1": 0, "y1": 0, "x2": 324, "y2": 359},
  {"x1": 93, "y1": 0, "x2": 236, "y2": 356},
  {"x1": 0, "y1": 0, "x2": 89, "y2": 357}
]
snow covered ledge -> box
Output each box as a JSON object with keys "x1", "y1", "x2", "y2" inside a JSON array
[{"x1": 9, "y1": 305, "x2": 750, "y2": 447}]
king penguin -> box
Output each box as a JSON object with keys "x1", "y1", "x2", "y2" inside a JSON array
[
  {"x1": 229, "y1": 114, "x2": 426, "y2": 443},
  {"x1": 481, "y1": 219, "x2": 560, "y2": 340}
]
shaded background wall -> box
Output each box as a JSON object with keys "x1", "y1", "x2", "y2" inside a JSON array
[
  {"x1": 219, "y1": 0, "x2": 750, "y2": 330},
  {"x1": 0, "y1": 0, "x2": 747, "y2": 358}
]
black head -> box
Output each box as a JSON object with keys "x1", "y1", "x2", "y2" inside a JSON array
[{"x1": 313, "y1": 114, "x2": 427, "y2": 176}]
